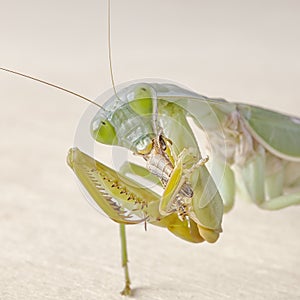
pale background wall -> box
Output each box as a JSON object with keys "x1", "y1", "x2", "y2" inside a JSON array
[{"x1": 0, "y1": 1, "x2": 299, "y2": 299}]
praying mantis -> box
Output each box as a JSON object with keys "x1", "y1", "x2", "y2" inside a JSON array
[
  {"x1": 67, "y1": 80, "x2": 300, "y2": 295},
  {"x1": 1, "y1": 0, "x2": 300, "y2": 298}
]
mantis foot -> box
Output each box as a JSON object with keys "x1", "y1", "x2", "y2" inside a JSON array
[{"x1": 120, "y1": 281, "x2": 131, "y2": 296}]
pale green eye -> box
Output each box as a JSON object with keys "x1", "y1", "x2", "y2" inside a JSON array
[
  {"x1": 129, "y1": 86, "x2": 153, "y2": 115},
  {"x1": 91, "y1": 119, "x2": 117, "y2": 145}
]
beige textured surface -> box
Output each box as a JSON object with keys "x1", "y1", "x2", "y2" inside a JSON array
[{"x1": 1, "y1": 1, "x2": 300, "y2": 299}]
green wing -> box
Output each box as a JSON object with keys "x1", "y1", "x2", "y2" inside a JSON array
[{"x1": 238, "y1": 104, "x2": 300, "y2": 161}]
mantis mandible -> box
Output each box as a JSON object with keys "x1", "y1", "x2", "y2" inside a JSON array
[{"x1": 1, "y1": 0, "x2": 300, "y2": 297}]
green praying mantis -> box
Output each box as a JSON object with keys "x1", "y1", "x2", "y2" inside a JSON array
[
  {"x1": 3, "y1": 66, "x2": 299, "y2": 295},
  {"x1": 1, "y1": 72, "x2": 300, "y2": 295},
  {"x1": 67, "y1": 80, "x2": 300, "y2": 295},
  {"x1": 1, "y1": 1, "x2": 300, "y2": 297}
]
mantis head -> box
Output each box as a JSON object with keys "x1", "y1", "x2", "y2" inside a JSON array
[{"x1": 90, "y1": 84, "x2": 157, "y2": 152}]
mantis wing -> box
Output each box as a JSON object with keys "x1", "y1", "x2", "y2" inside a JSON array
[{"x1": 238, "y1": 104, "x2": 300, "y2": 161}]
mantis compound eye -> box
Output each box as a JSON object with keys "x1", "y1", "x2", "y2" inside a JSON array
[
  {"x1": 128, "y1": 85, "x2": 154, "y2": 116},
  {"x1": 91, "y1": 118, "x2": 118, "y2": 145}
]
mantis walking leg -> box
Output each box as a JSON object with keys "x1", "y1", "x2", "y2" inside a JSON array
[
  {"x1": 119, "y1": 223, "x2": 131, "y2": 296},
  {"x1": 261, "y1": 159, "x2": 300, "y2": 209},
  {"x1": 233, "y1": 149, "x2": 300, "y2": 210},
  {"x1": 259, "y1": 193, "x2": 300, "y2": 210}
]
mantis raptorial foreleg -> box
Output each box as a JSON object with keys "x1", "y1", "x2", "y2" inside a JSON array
[
  {"x1": 233, "y1": 150, "x2": 266, "y2": 205},
  {"x1": 159, "y1": 148, "x2": 206, "y2": 216},
  {"x1": 209, "y1": 159, "x2": 235, "y2": 213}
]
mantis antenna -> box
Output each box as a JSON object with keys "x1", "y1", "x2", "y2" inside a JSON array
[
  {"x1": 0, "y1": 67, "x2": 104, "y2": 110},
  {"x1": 0, "y1": 1, "x2": 120, "y2": 110},
  {"x1": 108, "y1": 0, "x2": 121, "y2": 101}
]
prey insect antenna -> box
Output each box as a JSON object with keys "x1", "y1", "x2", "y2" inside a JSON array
[
  {"x1": 0, "y1": 67, "x2": 105, "y2": 110},
  {"x1": 108, "y1": 0, "x2": 121, "y2": 101}
]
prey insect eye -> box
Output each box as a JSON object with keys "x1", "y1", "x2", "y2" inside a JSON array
[{"x1": 159, "y1": 135, "x2": 167, "y2": 151}]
